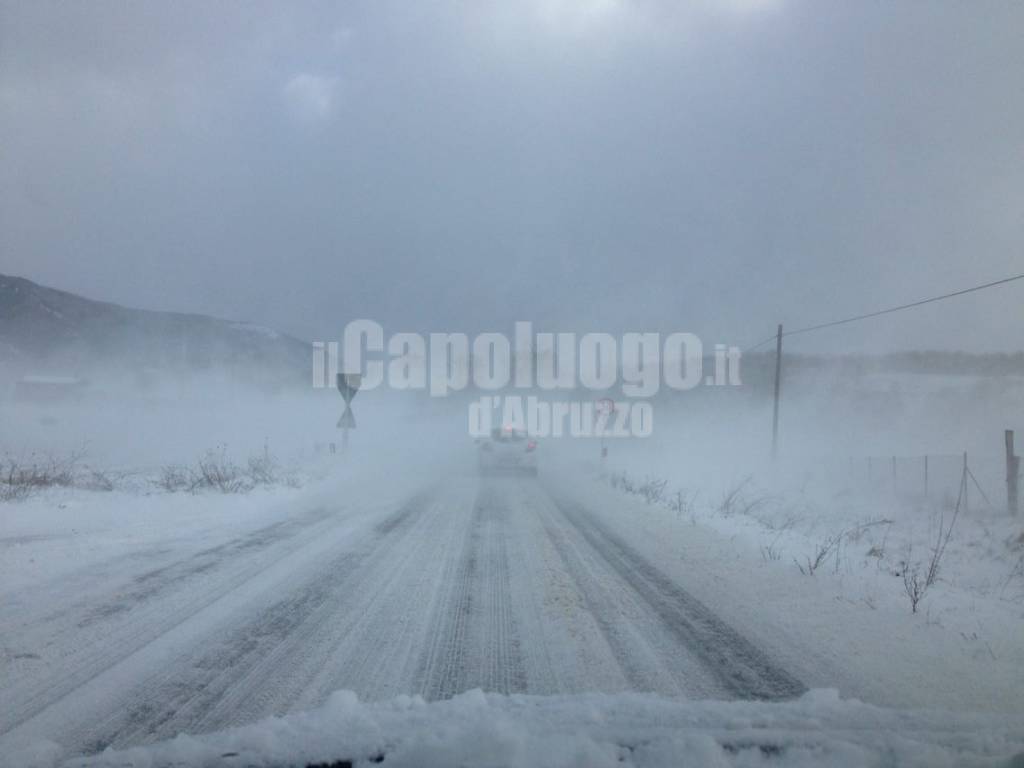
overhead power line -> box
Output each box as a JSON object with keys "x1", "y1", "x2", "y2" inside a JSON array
[{"x1": 746, "y1": 272, "x2": 1024, "y2": 352}]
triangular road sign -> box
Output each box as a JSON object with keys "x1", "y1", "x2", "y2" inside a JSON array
[
  {"x1": 336, "y1": 373, "x2": 361, "y2": 403},
  {"x1": 337, "y1": 405, "x2": 356, "y2": 429}
]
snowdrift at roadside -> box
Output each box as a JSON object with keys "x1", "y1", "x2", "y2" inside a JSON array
[{"x1": 25, "y1": 689, "x2": 1024, "y2": 768}]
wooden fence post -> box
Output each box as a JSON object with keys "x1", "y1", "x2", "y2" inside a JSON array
[
  {"x1": 771, "y1": 324, "x2": 783, "y2": 460},
  {"x1": 1007, "y1": 430, "x2": 1019, "y2": 515}
]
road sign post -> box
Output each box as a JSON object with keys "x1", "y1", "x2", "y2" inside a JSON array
[
  {"x1": 336, "y1": 373, "x2": 361, "y2": 454},
  {"x1": 596, "y1": 398, "x2": 615, "y2": 464},
  {"x1": 771, "y1": 324, "x2": 783, "y2": 460}
]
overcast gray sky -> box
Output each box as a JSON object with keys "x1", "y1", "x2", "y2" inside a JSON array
[{"x1": 2, "y1": 0, "x2": 1022, "y2": 352}]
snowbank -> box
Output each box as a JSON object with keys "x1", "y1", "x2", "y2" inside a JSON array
[{"x1": 20, "y1": 689, "x2": 1023, "y2": 768}]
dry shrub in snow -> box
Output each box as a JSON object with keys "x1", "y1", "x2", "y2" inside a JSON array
[
  {"x1": 0, "y1": 449, "x2": 85, "y2": 501},
  {"x1": 193, "y1": 447, "x2": 249, "y2": 493},
  {"x1": 156, "y1": 464, "x2": 192, "y2": 493},
  {"x1": 761, "y1": 539, "x2": 783, "y2": 562},
  {"x1": 901, "y1": 558, "x2": 927, "y2": 613},
  {"x1": 155, "y1": 446, "x2": 299, "y2": 495},
  {"x1": 638, "y1": 476, "x2": 668, "y2": 505},
  {"x1": 898, "y1": 502, "x2": 960, "y2": 613},
  {"x1": 1000, "y1": 555, "x2": 1024, "y2": 601},
  {"x1": 668, "y1": 489, "x2": 698, "y2": 520},
  {"x1": 716, "y1": 477, "x2": 779, "y2": 520},
  {"x1": 794, "y1": 532, "x2": 842, "y2": 576},
  {"x1": 78, "y1": 469, "x2": 123, "y2": 492},
  {"x1": 793, "y1": 521, "x2": 892, "y2": 577},
  {"x1": 609, "y1": 471, "x2": 635, "y2": 494}
]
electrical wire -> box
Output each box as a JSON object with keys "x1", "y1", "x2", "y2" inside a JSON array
[{"x1": 745, "y1": 272, "x2": 1024, "y2": 352}]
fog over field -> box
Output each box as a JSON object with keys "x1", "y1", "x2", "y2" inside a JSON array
[{"x1": 2, "y1": 2, "x2": 1023, "y2": 767}]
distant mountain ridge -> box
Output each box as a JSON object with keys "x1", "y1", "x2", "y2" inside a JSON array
[{"x1": 0, "y1": 274, "x2": 309, "y2": 386}]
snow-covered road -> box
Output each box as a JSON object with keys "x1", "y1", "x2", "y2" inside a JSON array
[{"x1": 0, "y1": 474, "x2": 808, "y2": 759}]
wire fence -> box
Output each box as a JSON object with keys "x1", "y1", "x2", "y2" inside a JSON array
[{"x1": 834, "y1": 452, "x2": 1001, "y2": 510}]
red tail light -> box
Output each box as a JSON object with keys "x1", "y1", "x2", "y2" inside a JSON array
[{"x1": 526, "y1": 440, "x2": 537, "y2": 452}]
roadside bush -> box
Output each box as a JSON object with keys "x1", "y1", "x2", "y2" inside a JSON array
[
  {"x1": 156, "y1": 464, "x2": 192, "y2": 493},
  {"x1": 0, "y1": 449, "x2": 85, "y2": 502},
  {"x1": 193, "y1": 447, "x2": 248, "y2": 493},
  {"x1": 794, "y1": 533, "x2": 842, "y2": 576},
  {"x1": 901, "y1": 557, "x2": 927, "y2": 613},
  {"x1": 668, "y1": 488, "x2": 698, "y2": 520},
  {"x1": 761, "y1": 539, "x2": 783, "y2": 562},
  {"x1": 793, "y1": 521, "x2": 891, "y2": 577},
  {"x1": 638, "y1": 476, "x2": 668, "y2": 505},
  {"x1": 609, "y1": 471, "x2": 635, "y2": 494},
  {"x1": 155, "y1": 445, "x2": 299, "y2": 495},
  {"x1": 0, "y1": 463, "x2": 35, "y2": 501},
  {"x1": 79, "y1": 469, "x2": 118, "y2": 492},
  {"x1": 0, "y1": 445, "x2": 301, "y2": 501},
  {"x1": 717, "y1": 476, "x2": 777, "y2": 519},
  {"x1": 898, "y1": 503, "x2": 959, "y2": 613}
]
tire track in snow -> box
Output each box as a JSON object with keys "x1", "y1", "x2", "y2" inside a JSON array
[
  {"x1": 543, "y1": 483, "x2": 806, "y2": 701},
  {"x1": 537, "y1": 509, "x2": 694, "y2": 695},
  {"x1": 416, "y1": 494, "x2": 481, "y2": 700},
  {"x1": 286, "y1": 483, "x2": 475, "y2": 707},
  {"x1": 0, "y1": 505, "x2": 345, "y2": 737},
  {"x1": 479, "y1": 487, "x2": 528, "y2": 695},
  {"x1": 417, "y1": 481, "x2": 527, "y2": 699},
  {"x1": 78, "y1": 493, "x2": 434, "y2": 753},
  {"x1": 0, "y1": 492, "x2": 434, "y2": 755}
]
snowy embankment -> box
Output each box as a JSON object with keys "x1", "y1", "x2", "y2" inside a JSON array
[
  {"x1": 17, "y1": 688, "x2": 1022, "y2": 768},
  {"x1": 569, "y1": 452, "x2": 1024, "y2": 714},
  {"x1": 0, "y1": 451, "x2": 330, "y2": 595}
]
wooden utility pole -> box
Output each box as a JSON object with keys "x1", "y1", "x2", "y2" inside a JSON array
[
  {"x1": 771, "y1": 324, "x2": 783, "y2": 460},
  {"x1": 1007, "y1": 430, "x2": 1019, "y2": 515}
]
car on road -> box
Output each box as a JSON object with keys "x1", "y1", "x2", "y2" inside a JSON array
[{"x1": 477, "y1": 426, "x2": 538, "y2": 475}]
